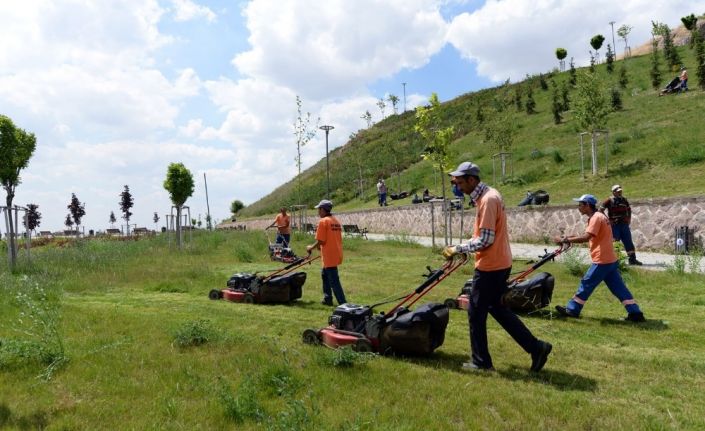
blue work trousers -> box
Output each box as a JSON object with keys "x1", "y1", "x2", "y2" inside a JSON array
[
  {"x1": 322, "y1": 267, "x2": 347, "y2": 305},
  {"x1": 611, "y1": 223, "x2": 635, "y2": 254},
  {"x1": 566, "y1": 262, "x2": 642, "y2": 315}
]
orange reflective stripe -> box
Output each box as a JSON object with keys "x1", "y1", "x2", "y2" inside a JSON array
[{"x1": 572, "y1": 296, "x2": 586, "y2": 305}]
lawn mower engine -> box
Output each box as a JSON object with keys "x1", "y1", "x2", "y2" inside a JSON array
[
  {"x1": 269, "y1": 244, "x2": 297, "y2": 263},
  {"x1": 328, "y1": 303, "x2": 373, "y2": 332},
  {"x1": 227, "y1": 272, "x2": 259, "y2": 290}
]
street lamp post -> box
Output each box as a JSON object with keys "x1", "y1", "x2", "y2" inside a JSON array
[
  {"x1": 320, "y1": 125, "x2": 334, "y2": 199},
  {"x1": 609, "y1": 21, "x2": 616, "y2": 56},
  {"x1": 402, "y1": 82, "x2": 407, "y2": 112}
]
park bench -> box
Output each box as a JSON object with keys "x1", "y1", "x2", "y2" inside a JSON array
[
  {"x1": 343, "y1": 224, "x2": 368, "y2": 239},
  {"x1": 106, "y1": 228, "x2": 122, "y2": 236}
]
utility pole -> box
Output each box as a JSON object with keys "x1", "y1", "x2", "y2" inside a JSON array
[
  {"x1": 609, "y1": 21, "x2": 616, "y2": 56},
  {"x1": 203, "y1": 172, "x2": 212, "y2": 230}
]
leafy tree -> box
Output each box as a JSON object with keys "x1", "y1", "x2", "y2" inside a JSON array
[
  {"x1": 611, "y1": 87, "x2": 623, "y2": 111},
  {"x1": 119, "y1": 185, "x2": 134, "y2": 235},
  {"x1": 555, "y1": 47, "x2": 567, "y2": 70},
  {"x1": 67, "y1": 193, "x2": 86, "y2": 235},
  {"x1": 560, "y1": 80, "x2": 570, "y2": 111},
  {"x1": 361, "y1": 110, "x2": 373, "y2": 128},
  {"x1": 205, "y1": 214, "x2": 212, "y2": 230},
  {"x1": 538, "y1": 73, "x2": 548, "y2": 90},
  {"x1": 617, "y1": 24, "x2": 633, "y2": 58},
  {"x1": 109, "y1": 211, "x2": 117, "y2": 227},
  {"x1": 695, "y1": 27, "x2": 705, "y2": 90},
  {"x1": 682, "y1": 14, "x2": 698, "y2": 49},
  {"x1": 569, "y1": 57, "x2": 577, "y2": 86},
  {"x1": 619, "y1": 62, "x2": 629, "y2": 89},
  {"x1": 415, "y1": 93, "x2": 454, "y2": 203},
  {"x1": 0, "y1": 115, "x2": 36, "y2": 268},
  {"x1": 64, "y1": 214, "x2": 74, "y2": 230},
  {"x1": 23, "y1": 203, "x2": 41, "y2": 233},
  {"x1": 376, "y1": 98, "x2": 386, "y2": 119},
  {"x1": 163, "y1": 162, "x2": 195, "y2": 248},
  {"x1": 650, "y1": 36, "x2": 662, "y2": 90},
  {"x1": 574, "y1": 70, "x2": 610, "y2": 132},
  {"x1": 387, "y1": 94, "x2": 400, "y2": 114},
  {"x1": 551, "y1": 82, "x2": 563, "y2": 124},
  {"x1": 605, "y1": 44, "x2": 615, "y2": 73},
  {"x1": 293, "y1": 96, "x2": 319, "y2": 203},
  {"x1": 652, "y1": 21, "x2": 681, "y2": 70},
  {"x1": 475, "y1": 104, "x2": 484, "y2": 125},
  {"x1": 230, "y1": 199, "x2": 245, "y2": 215},
  {"x1": 483, "y1": 90, "x2": 516, "y2": 182},
  {"x1": 525, "y1": 85, "x2": 536, "y2": 114},
  {"x1": 514, "y1": 87, "x2": 523, "y2": 111},
  {"x1": 590, "y1": 34, "x2": 605, "y2": 62}
]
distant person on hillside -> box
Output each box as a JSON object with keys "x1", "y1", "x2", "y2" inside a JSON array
[
  {"x1": 269, "y1": 207, "x2": 291, "y2": 246},
  {"x1": 422, "y1": 188, "x2": 431, "y2": 202},
  {"x1": 679, "y1": 66, "x2": 688, "y2": 92},
  {"x1": 600, "y1": 185, "x2": 642, "y2": 265},
  {"x1": 307, "y1": 200, "x2": 347, "y2": 306},
  {"x1": 377, "y1": 179, "x2": 388, "y2": 207},
  {"x1": 554, "y1": 194, "x2": 646, "y2": 322}
]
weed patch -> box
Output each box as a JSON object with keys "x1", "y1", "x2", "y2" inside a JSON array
[{"x1": 172, "y1": 319, "x2": 218, "y2": 348}]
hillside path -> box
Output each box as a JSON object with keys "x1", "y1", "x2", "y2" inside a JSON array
[{"x1": 365, "y1": 233, "x2": 705, "y2": 274}]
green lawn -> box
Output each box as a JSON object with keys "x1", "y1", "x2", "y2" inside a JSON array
[{"x1": 2, "y1": 231, "x2": 704, "y2": 430}]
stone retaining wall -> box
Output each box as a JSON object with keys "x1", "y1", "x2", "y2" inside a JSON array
[{"x1": 222, "y1": 196, "x2": 705, "y2": 251}]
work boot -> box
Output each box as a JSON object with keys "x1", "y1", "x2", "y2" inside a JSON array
[
  {"x1": 555, "y1": 305, "x2": 579, "y2": 318},
  {"x1": 628, "y1": 255, "x2": 643, "y2": 266},
  {"x1": 461, "y1": 362, "x2": 495, "y2": 372},
  {"x1": 530, "y1": 341, "x2": 553, "y2": 372},
  {"x1": 321, "y1": 298, "x2": 333, "y2": 306},
  {"x1": 624, "y1": 312, "x2": 646, "y2": 322}
]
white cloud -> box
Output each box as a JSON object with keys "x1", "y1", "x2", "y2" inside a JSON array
[
  {"x1": 233, "y1": 0, "x2": 448, "y2": 99},
  {"x1": 171, "y1": 0, "x2": 217, "y2": 22},
  {"x1": 447, "y1": 0, "x2": 705, "y2": 83}
]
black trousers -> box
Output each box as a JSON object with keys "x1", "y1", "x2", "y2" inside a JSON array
[{"x1": 468, "y1": 267, "x2": 540, "y2": 368}]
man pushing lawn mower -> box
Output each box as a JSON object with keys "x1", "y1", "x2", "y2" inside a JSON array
[
  {"x1": 443, "y1": 162, "x2": 552, "y2": 372},
  {"x1": 307, "y1": 199, "x2": 347, "y2": 306},
  {"x1": 553, "y1": 194, "x2": 646, "y2": 322}
]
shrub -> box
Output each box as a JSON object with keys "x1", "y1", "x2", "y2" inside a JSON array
[
  {"x1": 552, "y1": 149, "x2": 564, "y2": 164},
  {"x1": 561, "y1": 248, "x2": 588, "y2": 277},
  {"x1": 671, "y1": 145, "x2": 705, "y2": 166},
  {"x1": 172, "y1": 319, "x2": 217, "y2": 347},
  {"x1": 218, "y1": 377, "x2": 264, "y2": 423}
]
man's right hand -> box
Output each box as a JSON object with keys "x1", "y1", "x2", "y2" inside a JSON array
[{"x1": 442, "y1": 245, "x2": 460, "y2": 260}]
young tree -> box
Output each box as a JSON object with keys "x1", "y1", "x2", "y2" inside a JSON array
[
  {"x1": 64, "y1": 214, "x2": 74, "y2": 230},
  {"x1": 605, "y1": 44, "x2": 615, "y2": 73},
  {"x1": 650, "y1": 36, "x2": 662, "y2": 90},
  {"x1": 589, "y1": 51, "x2": 596, "y2": 73},
  {"x1": 590, "y1": 34, "x2": 605, "y2": 63},
  {"x1": 696, "y1": 26, "x2": 705, "y2": 90},
  {"x1": 361, "y1": 110, "x2": 373, "y2": 128},
  {"x1": 619, "y1": 62, "x2": 629, "y2": 88},
  {"x1": 525, "y1": 85, "x2": 536, "y2": 114},
  {"x1": 569, "y1": 57, "x2": 577, "y2": 86},
  {"x1": 109, "y1": 211, "x2": 117, "y2": 228},
  {"x1": 293, "y1": 95, "x2": 319, "y2": 202},
  {"x1": 119, "y1": 185, "x2": 134, "y2": 235},
  {"x1": 611, "y1": 87, "x2": 623, "y2": 111},
  {"x1": 682, "y1": 14, "x2": 698, "y2": 49},
  {"x1": 230, "y1": 199, "x2": 244, "y2": 215},
  {"x1": 560, "y1": 80, "x2": 571, "y2": 111},
  {"x1": 153, "y1": 212, "x2": 160, "y2": 231},
  {"x1": 415, "y1": 93, "x2": 454, "y2": 204},
  {"x1": 163, "y1": 162, "x2": 194, "y2": 248},
  {"x1": 538, "y1": 73, "x2": 548, "y2": 90},
  {"x1": 652, "y1": 21, "x2": 681, "y2": 70},
  {"x1": 205, "y1": 214, "x2": 212, "y2": 230},
  {"x1": 23, "y1": 203, "x2": 42, "y2": 234},
  {"x1": 387, "y1": 94, "x2": 400, "y2": 114},
  {"x1": 0, "y1": 115, "x2": 36, "y2": 268},
  {"x1": 551, "y1": 82, "x2": 563, "y2": 124},
  {"x1": 67, "y1": 193, "x2": 86, "y2": 236},
  {"x1": 555, "y1": 47, "x2": 568, "y2": 71},
  {"x1": 475, "y1": 104, "x2": 485, "y2": 125},
  {"x1": 617, "y1": 24, "x2": 633, "y2": 58},
  {"x1": 574, "y1": 70, "x2": 610, "y2": 175},
  {"x1": 376, "y1": 98, "x2": 386, "y2": 119},
  {"x1": 514, "y1": 86, "x2": 523, "y2": 111}
]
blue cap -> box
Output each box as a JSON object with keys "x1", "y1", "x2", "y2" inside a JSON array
[
  {"x1": 314, "y1": 199, "x2": 333, "y2": 210},
  {"x1": 572, "y1": 194, "x2": 597, "y2": 205},
  {"x1": 449, "y1": 161, "x2": 480, "y2": 177}
]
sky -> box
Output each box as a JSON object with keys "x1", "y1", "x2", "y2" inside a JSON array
[{"x1": 1, "y1": 0, "x2": 703, "y2": 232}]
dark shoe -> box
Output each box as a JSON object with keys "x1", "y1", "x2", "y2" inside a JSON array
[
  {"x1": 628, "y1": 256, "x2": 643, "y2": 266},
  {"x1": 531, "y1": 341, "x2": 552, "y2": 372},
  {"x1": 555, "y1": 305, "x2": 579, "y2": 318},
  {"x1": 321, "y1": 299, "x2": 333, "y2": 306},
  {"x1": 625, "y1": 312, "x2": 646, "y2": 322},
  {"x1": 461, "y1": 362, "x2": 495, "y2": 372}
]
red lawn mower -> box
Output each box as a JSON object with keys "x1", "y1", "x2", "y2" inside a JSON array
[
  {"x1": 301, "y1": 253, "x2": 468, "y2": 355},
  {"x1": 444, "y1": 242, "x2": 571, "y2": 312},
  {"x1": 266, "y1": 226, "x2": 298, "y2": 264},
  {"x1": 209, "y1": 253, "x2": 320, "y2": 304}
]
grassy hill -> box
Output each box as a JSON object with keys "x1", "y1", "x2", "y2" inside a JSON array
[{"x1": 240, "y1": 43, "x2": 705, "y2": 218}]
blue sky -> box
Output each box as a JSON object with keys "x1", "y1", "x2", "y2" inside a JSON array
[{"x1": 1, "y1": 0, "x2": 702, "y2": 232}]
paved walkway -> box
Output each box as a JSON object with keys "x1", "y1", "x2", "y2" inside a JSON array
[{"x1": 366, "y1": 233, "x2": 705, "y2": 274}]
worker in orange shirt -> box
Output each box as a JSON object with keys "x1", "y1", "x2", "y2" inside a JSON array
[
  {"x1": 269, "y1": 207, "x2": 291, "y2": 246},
  {"x1": 554, "y1": 194, "x2": 645, "y2": 322},
  {"x1": 307, "y1": 200, "x2": 347, "y2": 306},
  {"x1": 443, "y1": 162, "x2": 552, "y2": 373}
]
